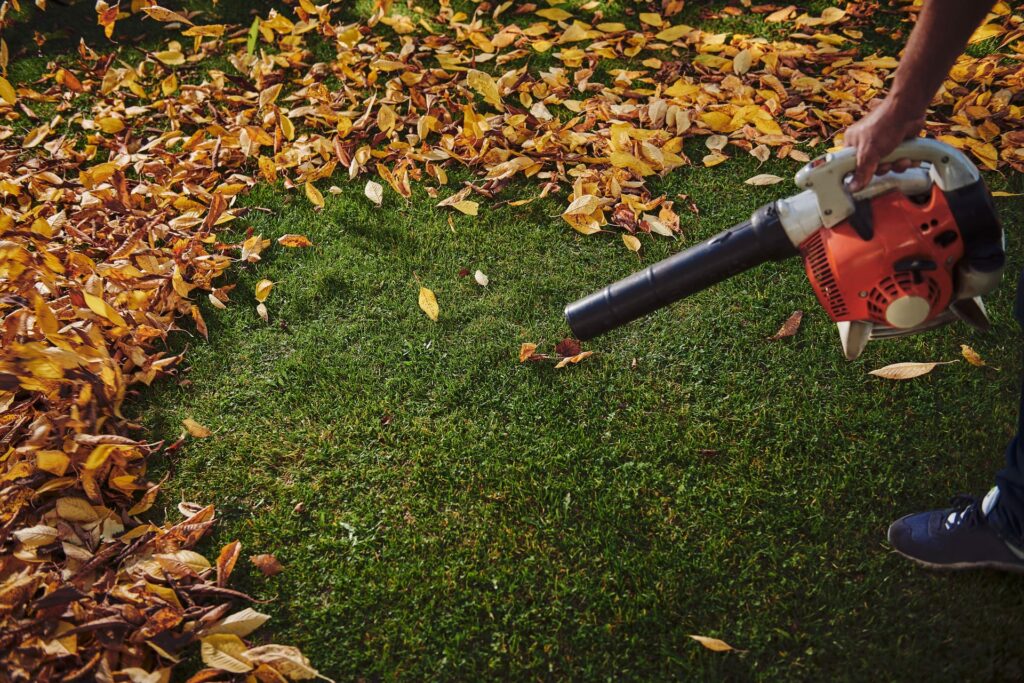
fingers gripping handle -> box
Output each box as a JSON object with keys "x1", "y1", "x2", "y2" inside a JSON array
[{"x1": 794, "y1": 138, "x2": 981, "y2": 228}]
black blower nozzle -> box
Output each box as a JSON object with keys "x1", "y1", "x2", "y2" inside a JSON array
[{"x1": 564, "y1": 204, "x2": 798, "y2": 340}]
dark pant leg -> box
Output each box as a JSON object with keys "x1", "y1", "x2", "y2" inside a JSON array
[{"x1": 993, "y1": 267, "x2": 1024, "y2": 544}]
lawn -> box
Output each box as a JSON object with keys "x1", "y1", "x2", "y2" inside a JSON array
[{"x1": 9, "y1": 0, "x2": 1024, "y2": 680}]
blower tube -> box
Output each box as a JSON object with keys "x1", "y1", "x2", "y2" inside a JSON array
[{"x1": 565, "y1": 203, "x2": 799, "y2": 340}]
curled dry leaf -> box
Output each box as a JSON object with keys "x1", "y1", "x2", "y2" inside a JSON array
[
  {"x1": 869, "y1": 361, "x2": 956, "y2": 380},
  {"x1": 474, "y1": 270, "x2": 489, "y2": 286},
  {"x1": 769, "y1": 310, "x2": 803, "y2": 340},
  {"x1": 183, "y1": 418, "x2": 213, "y2": 438},
  {"x1": 418, "y1": 287, "x2": 440, "y2": 321},
  {"x1": 251, "y1": 553, "x2": 285, "y2": 577},
  {"x1": 257, "y1": 302, "x2": 270, "y2": 323},
  {"x1": 689, "y1": 635, "x2": 738, "y2": 652},
  {"x1": 519, "y1": 343, "x2": 539, "y2": 363},
  {"x1": 554, "y1": 351, "x2": 594, "y2": 369},
  {"x1": 255, "y1": 279, "x2": 275, "y2": 303}
]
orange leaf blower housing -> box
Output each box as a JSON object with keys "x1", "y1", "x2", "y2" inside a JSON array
[{"x1": 800, "y1": 185, "x2": 963, "y2": 331}]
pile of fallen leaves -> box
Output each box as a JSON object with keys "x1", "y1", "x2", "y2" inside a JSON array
[{"x1": 0, "y1": 0, "x2": 1022, "y2": 678}]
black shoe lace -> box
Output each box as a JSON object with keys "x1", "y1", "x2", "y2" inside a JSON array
[{"x1": 945, "y1": 494, "x2": 982, "y2": 530}]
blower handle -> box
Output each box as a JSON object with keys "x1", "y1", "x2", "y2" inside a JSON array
[
  {"x1": 795, "y1": 137, "x2": 981, "y2": 228},
  {"x1": 564, "y1": 204, "x2": 798, "y2": 341}
]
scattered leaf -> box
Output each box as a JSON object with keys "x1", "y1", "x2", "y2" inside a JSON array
[
  {"x1": 364, "y1": 180, "x2": 384, "y2": 206},
  {"x1": 690, "y1": 635, "x2": 737, "y2": 652},
  {"x1": 474, "y1": 270, "x2": 489, "y2": 286},
  {"x1": 745, "y1": 174, "x2": 784, "y2": 186},
  {"x1": 418, "y1": 287, "x2": 439, "y2": 321},
  {"x1": 519, "y1": 343, "x2": 538, "y2": 363},
  {"x1": 254, "y1": 279, "x2": 275, "y2": 303},
  {"x1": 961, "y1": 344, "x2": 987, "y2": 367},
  {"x1": 769, "y1": 310, "x2": 803, "y2": 340},
  {"x1": 278, "y1": 234, "x2": 313, "y2": 248},
  {"x1": 183, "y1": 418, "x2": 212, "y2": 438},
  {"x1": 869, "y1": 361, "x2": 956, "y2": 380},
  {"x1": 622, "y1": 234, "x2": 642, "y2": 252},
  {"x1": 250, "y1": 554, "x2": 284, "y2": 577}
]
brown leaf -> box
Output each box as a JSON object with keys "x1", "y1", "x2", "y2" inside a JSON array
[
  {"x1": 250, "y1": 554, "x2": 284, "y2": 577},
  {"x1": 769, "y1": 311, "x2": 803, "y2": 340},
  {"x1": 555, "y1": 338, "x2": 582, "y2": 357},
  {"x1": 519, "y1": 343, "x2": 538, "y2": 363}
]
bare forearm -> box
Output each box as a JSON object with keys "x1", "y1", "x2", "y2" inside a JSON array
[{"x1": 889, "y1": 0, "x2": 997, "y2": 116}]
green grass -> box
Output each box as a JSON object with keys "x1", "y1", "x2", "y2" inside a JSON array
[
  {"x1": 12, "y1": 0, "x2": 1024, "y2": 679},
  {"x1": 135, "y1": 153, "x2": 1024, "y2": 680}
]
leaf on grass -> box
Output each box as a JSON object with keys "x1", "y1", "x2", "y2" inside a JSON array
[
  {"x1": 250, "y1": 554, "x2": 284, "y2": 577},
  {"x1": 206, "y1": 608, "x2": 271, "y2": 638},
  {"x1": 247, "y1": 17, "x2": 260, "y2": 55},
  {"x1": 452, "y1": 200, "x2": 479, "y2": 216},
  {"x1": 418, "y1": 287, "x2": 439, "y2": 321},
  {"x1": 305, "y1": 183, "x2": 325, "y2": 210},
  {"x1": 201, "y1": 634, "x2": 253, "y2": 673},
  {"x1": 519, "y1": 343, "x2": 538, "y2": 363},
  {"x1": 183, "y1": 418, "x2": 212, "y2": 438},
  {"x1": 554, "y1": 351, "x2": 593, "y2": 368},
  {"x1": 474, "y1": 270, "x2": 489, "y2": 286},
  {"x1": 745, "y1": 174, "x2": 784, "y2": 186},
  {"x1": 554, "y1": 338, "x2": 581, "y2": 357},
  {"x1": 622, "y1": 234, "x2": 642, "y2": 252},
  {"x1": 0, "y1": 76, "x2": 16, "y2": 105},
  {"x1": 243, "y1": 644, "x2": 326, "y2": 681},
  {"x1": 769, "y1": 310, "x2": 803, "y2": 340},
  {"x1": 278, "y1": 234, "x2": 312, "y2": 248},
  {"x1": 364, "y1": 180, "x2": 384, "y2": 207},
  {"x1": 254, "y1": 279, "x2": 274, "y2": 303},
  {"x1": 689, "y1": 635, "x2": 737, "y2": 652},
  {"x1": 869, "y1": 361, "x2": 955, "y2": 380},
  {"x1": 256, "y1": 303, "x2": 269, "y2": 323},
  {"x1": 961, "y1": 344, "x2": 987, "y2": 367},
  {"x1": 992, "y1": 191, "x2": 1021, "y2": 198}
]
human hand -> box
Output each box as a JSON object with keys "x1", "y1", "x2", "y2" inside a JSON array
[{"x1": 842, "y1": 97, "x2": 926, "y2": 191}]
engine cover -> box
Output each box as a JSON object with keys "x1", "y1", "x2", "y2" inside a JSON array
[{"x1": 798, "y1": 185, "x2": 963, "y2": 328}]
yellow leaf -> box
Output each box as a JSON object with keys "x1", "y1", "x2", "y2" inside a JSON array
[
  {"x1": 254, "y1": 279, "x2": 275, "y2": 303},
  {"x1": 142, "y1": 5, "x2": 194, "y2": 24},
  {"x1": 0, "y1": 76, "x2": 16, "y2": 105},
  {"x1": 452, "y1": 200, "x2": 478, "y2": 216},
  {"x1": 201, "y1": 634, "x2": 253, "y2": 674},
  {"x1": 305, "y1": 182, "x2": 325, "y2": 210},
  {"x1": 278, "y1": 234, "x2": 312, "y2": 248},
  {"x1": 961, "y1": 344, "x2": 987, "y2": 367},
  {"x1": 279, "y1": 114, "x2": 295, "y2": 141},
  {"x1": 83, "y1": 292, "x2": 128, "y2": 328},
  {"x1": 206, "y1": 608, "x2": 271, "y2": 638},
  {"x1": 536, "y1": 8, "x2": 572, "y2": 21},
  {"x1": 638, "y1": 12, "x2": 663, "y2": 27},
  {"x1": 656, "y1": 25, "x2": 692, "y2": 41},
  {"x1": 869, "y1": 361, "x2": 955, "y2": 380},
  {"x1": 622, "y1": 234, "x2": 641, "y2": 253},
  {"x1": 97, "y1": 117, "x2": 125, "y2": 134},
  {"x1": 992, "y1": 191, "x2": 1022, "y2": 197},
  {"x1": 418, "y1": 287, "x2": 439, "y2": 321},
  {"x1": 183, "y1": 418, "x2": 212, "y2": 438},
  {"x1": 969, "y1": 23, "x2": 1005, "y2": 44},
  {"x1": 690, "y1": 635, "x2": 736, "y2": 652},
  {"x1": 732, "y1": 49, "x2": 752, "y2": 75},
  {"x1": 467, "y1": 69, "x2": 502, "y2": 109},
  {"x1": 56, "y1": 497, "x2": 99, "y2": 522},
  {"x1": 37, "y1": 450, "x2": 70, "y2": 476},
  {"x1": 519, "y1": 343, "x2": 538, "y2": 362},
  {"x1": 703, "y1": 153, "x2": 728, "y2": 167},
  {"x1": 153, "y1": 50, "x2": 185, "y2": 66}
]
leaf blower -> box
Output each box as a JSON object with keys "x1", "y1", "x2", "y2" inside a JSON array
[{"x1": 564, "y1": 138, "x2": 1005, "y2": 360}]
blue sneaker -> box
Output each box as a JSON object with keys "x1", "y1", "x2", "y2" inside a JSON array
[{"x1": 887, "y1": 487, "x2": 1024, "y2": 573}]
